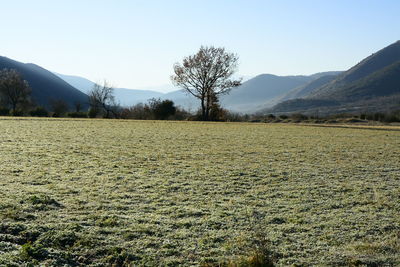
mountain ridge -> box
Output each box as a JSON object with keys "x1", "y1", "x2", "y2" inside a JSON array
[{"x1": 0, "y1": 56, "x2": 88, "y2": 110}]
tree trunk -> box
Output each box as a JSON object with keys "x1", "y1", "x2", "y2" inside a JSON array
[
  {"x1": 205, "y1": 91, "x2": 211, "y2": 121},
  {"x1": 201, "y1": 97, "x2": 206, "y2": 120},
  {"x1": 12, "y1": 102, "x2": 17, "y2": 114}
]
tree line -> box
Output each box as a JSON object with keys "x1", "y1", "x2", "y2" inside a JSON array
[
  {"x1": 1, "y1": 46, "x2": 399, "y2": 123},
  {"x1": 0, "y1": 69, "x2": 234, "y2": 121},
  {"x1": 0, "y1": 46, "x2": 243, "y2": 121}
]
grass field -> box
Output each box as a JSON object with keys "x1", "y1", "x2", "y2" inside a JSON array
[{"x1": 0, "y1": 118, "x2": 399, "y2": 266}]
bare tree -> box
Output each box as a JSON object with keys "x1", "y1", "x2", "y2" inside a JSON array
[
  {"x1": 74, "y1": 101, "x2": 82, "y2": 112},
  {"x1": 0, "y1": 69, "x2": 31, "y2": 114},
  {"x1": 171, "y1": 46, "x2": 241, "y2": 120},
  {"x1": 50, "y1": 99, "x2": 69, "y2": 117},
  {"x1": 88, "y1": 81, "x2": 118, "y2": 118}
]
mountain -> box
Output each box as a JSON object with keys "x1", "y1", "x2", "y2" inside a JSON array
[
  {"x1": 56, "y1": 73, "x2": 316, "y2": 112},
  {"x1": 0, "y1": 56, "x2": 88, "y2": 109},
  {"x1": 56, "y1": 69, "x2": 357, "y2": 114},
  {"x1": 219, "y1": 74, "x2": 313, "y2": 112},
  {"x1": 309, "y1": 41, "x2": 400, "y2": 99},
  {"x1": 55, "y1": 73, "x2": 163, "y2": 106},
  {"x1": 278, "y1": 73, "x2": 341, "y2": 101},
  {"x1": 265, "y1": 41, "x2": 400, "y2": 114}
]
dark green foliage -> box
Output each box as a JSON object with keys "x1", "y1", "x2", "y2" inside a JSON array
[
  {"x1": 0, "y1": 106, "x2": 9, "y2": 115},
  {"x1": 148, "y1": 98, "x2": 176, "y2": 120},
  {"x1": 88, "y1": 107, "x2": 99, "y2": 118},
  {"x1": 121, "y1": 99, "x2": 181, "y2": 120},
  {"x1": 10, "y1": 110, "x2": 24, "y2": 116},
  {"x1": 29, "y1": 107, "x2": 49, "y2": 117},
  {"x1": 279, "y1": 115, "x2": 288, "y2": 120},
  {"x1": 266, "y1": 114, "x2": 276, "y2": 119},
  {"x1": 67, "y1": 112, "x2": 88, "y2": 118}
]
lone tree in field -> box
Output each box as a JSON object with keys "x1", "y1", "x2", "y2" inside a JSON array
[
  {"x1": 0, "y1": 69, "x2": 31, "y2": 114},
  {"x1": 171, "y1": 46, "x2": 241, "y2": 120},
  {"x1": 88, "y1": 81, "x2": 118, "y2": 118}
]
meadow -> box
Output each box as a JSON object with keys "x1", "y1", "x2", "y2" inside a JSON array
[{"x1": 0, "y1": 118, "x2": 399, "y2": 266}]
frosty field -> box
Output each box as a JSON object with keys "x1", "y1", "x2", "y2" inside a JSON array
[{"x1": 0, "y1": 118, "x2": 399, "y2": 266}]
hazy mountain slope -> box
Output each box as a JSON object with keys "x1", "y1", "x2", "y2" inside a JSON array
[
  {"x1": 54, "y1": 73, "x2": 94, "y2": 93},
  {"x1": 0, "y1": 56, "x2": 88, "y2": 109},
  {"x1": 114, "y1": 88, "x2": 163, "y2": 106},
  {"x1": 309, "y1": 71, "x2": 343, "y2": 79},
  {"x1": 55, "y1": 73, "x2": 163, "y2": 106},
  {"x1": 309, "y1": 40, "x2": 400, "y2": 99},
  {"x1": 160, "y1": 74, "x2": 313, "y2": 113},
  {"x1": 218, "y1": 74, "x2": 312, "y2": 112},
  {"x1": 316, "y1": 60, "x2": 400, "y2": 101},
  {"x1": 264, "y1": 40, "x2": 400, "y2": 114},
  {"x1": 160, "y1": 89, "x2": 198, "y2": 111},
  {"x1": 279, "y1": 74, "x2": 340, "y2": 101}
]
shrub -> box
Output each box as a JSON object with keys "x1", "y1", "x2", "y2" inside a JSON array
[
  {"x1": 266, "y1": 114, "x2": 276, "y2": 120},
  {"x1": 290, "y1": 113, "x2": 308, "y2": 121},
  {"x1": 11, "y1": 110, "x2": 24, "y2": 116},
  {"x1": 279, "y1": 114, "x2": 288, "y2": 120},
  {"x1": 88, "y1": 108, "x2": 99, "y2": 118},
  {"x1": 67, "y1": 112, "x2": 88, "y2": 118},
  {"x1": 29, "y1": 107, "x2": 49, "y2": 117},
  {"x1": 0, "y1": 107, "x2": 10, "y2": 115}
]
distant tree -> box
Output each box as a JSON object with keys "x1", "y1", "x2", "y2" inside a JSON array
[
  {"x1": 148, "y1": 98, "x2": 176, "y2": 120},
  {"x1": 88, "y1": 81, "x2": 119, "y2": 118},
  {"x1": 50, "y1": 99, "x2": 69, "y2": 117},
  {"x1": 171, "y1": 46, "x2": 241, "y2": 120},
  {"x1": 74, "y1": 101, "x2": 82, "y2": 112},
  {"x1": 0, "y1": 69, "x2": 32, "y2": 114}
]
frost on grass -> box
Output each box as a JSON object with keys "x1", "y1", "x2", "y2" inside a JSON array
[{"x1": 0, "y1": 118, "x2": 399, "y2": 266}]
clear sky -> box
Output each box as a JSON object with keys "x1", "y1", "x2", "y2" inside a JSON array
[{"x1": 1, "y1": 0, "x2": 399, "y2": 92}]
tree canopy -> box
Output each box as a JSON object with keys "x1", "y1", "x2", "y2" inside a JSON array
[
  {"x1": 0, "y1": 68, "x2": 31, "y2": 114},
  {"x1": 171, "y1": 46, "x2": 241, "y2": 120}
]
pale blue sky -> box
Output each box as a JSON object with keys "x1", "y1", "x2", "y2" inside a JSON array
[{"x1": 1, "y1": 0, "x2": 399, "y2": 92}]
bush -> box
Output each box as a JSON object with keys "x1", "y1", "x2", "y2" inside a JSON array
[
  {"x1": 290, "y1": 113, "x2": 308, "y2": 121},
  {"x1": 29, "y1": 107, "x2": 49, "y2": 117},
  {"x1": 50, "y1": 99, "x2": 69, "y2": 117},
  {"x1": 279, "y1": 115, "x2": 288, "y2": 120},
  {"x1": 266, "y1": 114, "x2": 276, "y2": 120},
  {"x1": 67, "y1": 112, "x2": 88, "y2": 118},
  {"x1": 0, "y1": 107, "x2": 10, "y2": 115},
  {"x1": 150, "y1": 99, "x2": 176, "y2": 120},
  {"x1": 88, "y1": 108, "x2": 99, "y2": 118},
  {"x1": 11, "y1": 110, "x2": 24, "y2": 116}
]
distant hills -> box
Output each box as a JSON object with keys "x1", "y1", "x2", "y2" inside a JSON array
[
  {"x1": 54, "y1": 73, "x2": 163, "y2": 106},
  {"x1": 0, "y1": 56, "x2": 88, "y2": 109},
  {"x1": 2, "y1": 40, "x2": 399, "y2": 115},
  {"x1": 264, "y1": 41, "x2": 400, "y2": 115},
  {"x1": 55, "y1": 72, "x2": 334, "y2": 113}
]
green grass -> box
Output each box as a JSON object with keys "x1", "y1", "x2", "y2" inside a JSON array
[{"x1": 0, "y1": 118, "x2": 399, "y2": 266}]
